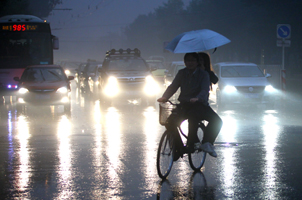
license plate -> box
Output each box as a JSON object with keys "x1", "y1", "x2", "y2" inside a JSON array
[
  {"x1": 35, "y1": 94, "x2": 50, "y2": 99},
  {"x1": 245, "y1": 93, "x2": 259, "y2": 98}
]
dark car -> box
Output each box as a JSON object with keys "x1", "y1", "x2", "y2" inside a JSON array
[
  {"x1": 98, "y1": 48, "x2": 160, "y2": 105},
  {"x1": 13, "y1": 65, "x2": 74, "y2": 113},
  {"x1": 56, "y1": 60, "x2": 81, "y2": 76}
]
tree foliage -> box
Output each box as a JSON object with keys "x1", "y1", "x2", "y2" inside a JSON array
[
  {"x1": 0, "y1": 0, "x2": 62, "y2": 18},
  {"x1": 125, "y1": 0, "x2": 302, "y2": 70}
]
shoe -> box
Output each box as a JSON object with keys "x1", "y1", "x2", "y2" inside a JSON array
[
  {"x1": 209, "y1": 148, "x2": 217, "y2": 158},
  {"x1": 200, "y1": 142, "x2": 217, "y2": 158}
]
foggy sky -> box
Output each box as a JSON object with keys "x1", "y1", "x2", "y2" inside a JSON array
[{"x1": 47, "y1": 0, "x2": 193, "y2": 62}]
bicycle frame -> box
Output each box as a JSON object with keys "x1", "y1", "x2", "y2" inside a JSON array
[{"x1": 157, "y1": 101, "x2": 207, "y2": 179}]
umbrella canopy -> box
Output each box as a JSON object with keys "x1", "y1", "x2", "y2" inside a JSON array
[{"x1": 165, "y1": 29, "x2": 231, "y2": 53}]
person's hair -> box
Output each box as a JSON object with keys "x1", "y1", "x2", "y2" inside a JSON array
[
  {"x1": 198, "y1": 52, "x2": 213, "y2": 72},
  {"x1": 198, "y1": 52, "x2": 214, "y2": 90},
  {"x1": 184, "y1": 52, "x2": 200, "y2": 65}
]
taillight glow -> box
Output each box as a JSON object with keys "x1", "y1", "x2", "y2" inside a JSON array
[{"x1": 7, "y1": 85, "x2": 18, "y2": 89}]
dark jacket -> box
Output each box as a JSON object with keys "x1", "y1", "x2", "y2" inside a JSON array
[
  {"x1": 207, "y1": 70, "x2": 218, "y2": 84},
  {"x1": 162, "y1": 67, "x2": 210, "y2": 105}
]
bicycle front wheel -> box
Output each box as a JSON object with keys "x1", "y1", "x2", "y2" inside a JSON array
[
  {"x1": 157, "y1": 131, "x2": 174, "y2": 179},
  {"x1": 188, "y1": 126, "x2": 207, "y2": 171}
]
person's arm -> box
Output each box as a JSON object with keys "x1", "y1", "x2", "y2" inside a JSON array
[
  {"x1": 160, "y1": 70, "x2": 182, "y2": 100},
  {"x1": 209, "y1": 70, "x2": 219, "y2": 84}
]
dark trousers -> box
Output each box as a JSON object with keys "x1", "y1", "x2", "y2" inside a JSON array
[{"x1": 165, "y1": 103, "x2": 222, "y2": 151}]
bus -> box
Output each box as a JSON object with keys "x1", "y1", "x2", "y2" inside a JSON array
[{"x1": 0, "y1": 14, "x2": 59, "y2": 101}]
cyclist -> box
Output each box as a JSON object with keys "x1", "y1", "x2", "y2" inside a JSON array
[{"x1": 157, "y1": 52, "x2": 222, "y2": 161}]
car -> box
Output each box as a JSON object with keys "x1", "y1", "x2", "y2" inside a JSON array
[
  {"x1": 55, "y1": 60, "x2": 81, "y2": 76},
  {"x1": 212, "y1": 62, "x2": 277, "y2": 109},
  {"x1": 146, "y1": 59, "x2": 167, "y2": 85},
  {"x1": 98, "y1": 48, "x2": 160, "y2": 105},
  {"x1": 163, "y1": 61, "x2": 186, "y2": 102},
  {"x1": 13, "y1": 65, "x2": 74, "y2": 113}
]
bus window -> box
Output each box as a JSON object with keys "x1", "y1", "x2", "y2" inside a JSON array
[{"x1": 0, "y1": 32, "x2": 52, "y2": 68}]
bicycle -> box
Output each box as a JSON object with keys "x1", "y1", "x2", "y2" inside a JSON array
[{"x1": 156, "y1": 100, "x2": 207, "y2": 179}]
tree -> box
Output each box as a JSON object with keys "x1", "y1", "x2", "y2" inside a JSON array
[
  {"x1": 0, "y1": 0, "x2": 62, "y2": 18},
  {"x1": 124, "y1": 0, "x2": 302, "y2": 68},
  {"x1": 125, "y1": 0, "x2": 186, "y2": 58}
]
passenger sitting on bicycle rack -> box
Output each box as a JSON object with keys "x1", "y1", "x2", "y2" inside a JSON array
[{"x1": 157, "y1": 52, "x2": 223, "y2": 161}]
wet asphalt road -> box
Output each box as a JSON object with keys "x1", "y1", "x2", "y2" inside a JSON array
[{"x1": 1, "y1": 83, "x2": 302, "y2": 199}]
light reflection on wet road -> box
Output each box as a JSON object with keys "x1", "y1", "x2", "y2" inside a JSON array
[{"x1": 1, "y1": 86, "x2": 302, "y2": 199}]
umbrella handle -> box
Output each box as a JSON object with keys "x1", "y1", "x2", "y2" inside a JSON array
[{"x1": 212, "y1": 48, "x2": 217, "y2": 54}]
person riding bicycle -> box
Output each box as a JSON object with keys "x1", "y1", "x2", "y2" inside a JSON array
[{"x1": 157, "y1": 52, "x2": 222, "y2": 161}]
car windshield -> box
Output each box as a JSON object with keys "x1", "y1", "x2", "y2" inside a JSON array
[
  {"x1": 107, "y1": 57, "x2": 147, "y2": 71},
  {"x1": 0, "y1": 32, "x2": 52, "y2": 67},
  {"x1": 147, "y1": 62, "x2": 165, "y2": 69},
  {"x1": 22, "y1": 67, "x2": 66, "y2": 81},
  {"x1": 221, "y1": 65, "x2": 264, "y2": 77},
  {"x1": 86, "y1": 63, "x2": 100, "y2": 73}
]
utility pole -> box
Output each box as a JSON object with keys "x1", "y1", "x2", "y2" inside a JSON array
[{"x1": 277, "y1": 24, "x2": 291, "y2": 99}]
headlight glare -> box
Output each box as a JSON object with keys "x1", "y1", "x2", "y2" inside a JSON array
[
  {"x1": 224, "y1": 85, "x2": 237, "y2": 93},
  {"x1": 265, "y1": 85, "x2": 276, "y2": 92},
  {"x1": 145, "y1": 75, "x2": 154, "y2": 83},
  {"x1": 65, "y1": 70, "x2": 70, "y2": 75},
  {"x1": 144, "y1": 75, "x2": 159, "y2": 95},
  {"x1": 104, "y1": 76, "x2": 119, "y2": 96},
  {"x1": 57, "y1": 87, "x2": 68, "y2": 93},
  {"x1": 19, "y1": 88, "x2": 29, "y2": 94}
]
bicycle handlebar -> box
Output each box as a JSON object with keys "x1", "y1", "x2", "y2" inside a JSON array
[{"x1": 159, "y1": 100, "x2": 176, "y2": 106}]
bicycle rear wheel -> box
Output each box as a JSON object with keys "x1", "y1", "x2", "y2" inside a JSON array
[
  {"x1": 188, "y1": 126, "x2": 207, "y2": 171},
  {"x1": 157, "y1": 131, "x2": 174, "y2": 179}
]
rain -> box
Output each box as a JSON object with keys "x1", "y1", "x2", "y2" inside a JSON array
[{"x1": 1, "y1": 0, "x2": 302, "y2": 199}]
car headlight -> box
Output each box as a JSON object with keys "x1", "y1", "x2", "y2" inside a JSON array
[
  {"x1": 144, "y1": 75, "x2": 159, "y2": 95},
  {"x1": 104, "y1": 76, "x2": 119, "y2": 96},
  {"x1": 145, "y1": 75, "x2": 155, "y2": 83},
  {"x1": 56, "y1": 87, "x2": 68, "y2": 94},
  {"x1": 224, "y1": 85, "x2": 237, "y2": 93},
  {"x1": 265, "y1": 85, "x2": 276, "y2": 93},
  {"x1": 65, "y1": 70, "x2": 70, "y2": 75},
  {"x1": 19, "y1": 88, "x2": 29, "y2": 94}
]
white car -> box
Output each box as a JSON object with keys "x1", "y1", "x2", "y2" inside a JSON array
[{"x1": 212, "y1": 62, "x2": 277, "y2": 109}]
